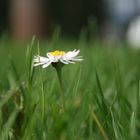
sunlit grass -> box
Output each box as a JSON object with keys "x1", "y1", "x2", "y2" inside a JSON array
[{"x1": 0, "y1": 37, "x2": 140, "y2": 140}]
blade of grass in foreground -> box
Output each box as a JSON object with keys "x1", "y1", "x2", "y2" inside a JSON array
[
  {"x1": 92, "y1": 111, "x2": 109, "y2": 140},
  {"x1": 0, "y1": 90, "x2": 16, "y2": 109},
  {"x1": 22, "y1": 36, "x2": 36, "y2": 136},
  {"x1": 25, "y1": 36, "x2": 35, "y2": 89},
  {"x1": 110, "y1": 108, "x2": 122, "y2": 140},
  {"x1": 128, "y1": 81, "x2": 140, "y2": 139},
  {"x1": 1, "y1": 108, "x2": 19, "y2": 140},
  {"x1": 95, "y1": 68, "x2": 108, "y2": 115},
  {"x1": 129, "y1": 112, "x2": 137, "y2": 140},
  {"x1": 114, "y1": 62, "x2": 124, "y2": 107},
  {"x1": 37, "y1": 40, "x2": 45, "y2": 124},
  {"x1": 8, "y1": 59, "x2": 24, "y2": 110},
  {"x1": 73, "y1": 66, "x2": 82, "y2": 97}
]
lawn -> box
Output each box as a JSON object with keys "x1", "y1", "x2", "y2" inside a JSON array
[{"x1": 0, "y1": 37, "x2": 140, "y2": 140}]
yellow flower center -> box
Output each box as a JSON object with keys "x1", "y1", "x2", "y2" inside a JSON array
[{"x1": 50, "y1": 50, "x2": 65, "y2": 57}]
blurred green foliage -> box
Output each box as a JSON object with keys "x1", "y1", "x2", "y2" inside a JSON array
[{"x1": 0, "y1": 37, "x2": 140, "y2": 139}]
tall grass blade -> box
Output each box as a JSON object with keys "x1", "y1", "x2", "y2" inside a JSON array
[
  {"x1": 25, "y1": 36, "x2": 36, "y2": 88},
  {"x1": 110, "y1": 108, "x2": 122, "y2": 140},
  {"x1": 95, "y1": 68, "x2": 108, "y2": 114},
  {"x1": 92, "y1": 111, "x2": 109, "y2": 140},
  {"x1": 129, "y1": 112, "x2": 136, "y2": 140},
  {"x1": 37, "y1": 40, "x2": 45, "y2": 123}
]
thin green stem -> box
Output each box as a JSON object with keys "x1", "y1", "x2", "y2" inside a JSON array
[{"x1": 56, "y1": 66, "x2": 65, "y2": 111}]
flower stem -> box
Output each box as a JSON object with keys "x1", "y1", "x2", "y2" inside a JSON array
[{"x1": 54, "y1": 64, "x2": 65, "y2": 111}]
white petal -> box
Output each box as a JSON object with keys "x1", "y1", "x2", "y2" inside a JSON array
[
  {"x1": 39, "y1": 56, "x2": 48, "y2": 62},
  {"x1": 66, "y1": 60, "x2": 75, "y2": 64},
  {"x1": 60, "y1": 59, "x2": 69, "y2": 64},
  {"x1": 70, "y1": 58, "x2": 83, "y2": 61},
  {"x1": 73, "y1": 56, "x2": 83, "y2": 59},
  {"x1": 64, "y1": 50, "x2": 80, "y2": 59},
  {"x1": 42, "y1": 61, "x2": 52, "y2": 68},
  {"x1": 62, "y1": 59, "x2": 75, "y2": 64},
  {"x1": 33, "y1": 55, "x2": 51, "y2": 68},
  {"x1": 33, "y1": 55, "x2": 49, "y2": 63},
  {"x1": 34, "y1": 62, "x2": 46, "y2": 67}
]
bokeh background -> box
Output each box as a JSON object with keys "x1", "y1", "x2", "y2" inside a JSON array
[{"x1": 1, "y1": 0, "x2": 140, "y2": 46}]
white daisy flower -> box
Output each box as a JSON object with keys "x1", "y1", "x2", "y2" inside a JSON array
[{"x1": 33, "y1": 50, "x2": 83, "y2": 68}]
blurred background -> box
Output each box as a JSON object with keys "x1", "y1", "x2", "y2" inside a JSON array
[{"x1": 1, "y1": 0, "x2": 140, "y2": 47}]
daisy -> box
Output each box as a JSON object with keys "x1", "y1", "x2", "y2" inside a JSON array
[{"x1": 33, "y1": 49, "x2": 83, "y2": 68}]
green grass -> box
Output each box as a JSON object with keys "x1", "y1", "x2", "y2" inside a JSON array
[{"x1": 0, "y1": 37, "x2": 140, "y2": 140}]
